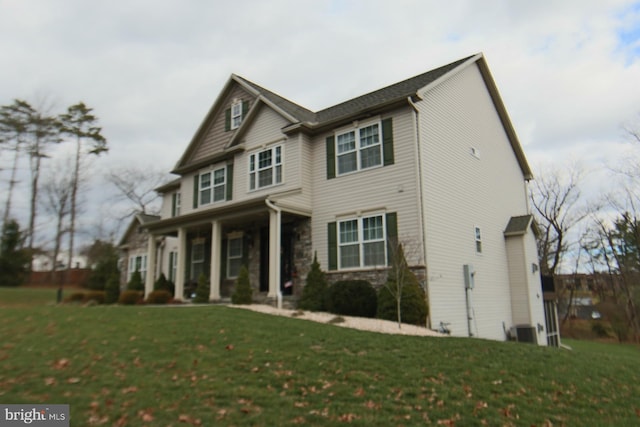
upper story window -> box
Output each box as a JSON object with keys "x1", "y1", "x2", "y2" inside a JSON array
[
  {"x1": 200, "y1": 167, "x2": 226, "y2": 205},
  {"x1": 225, "y1": 99, "x2": 249, "y2": 131},
  {"x1": 339, "y1": 214, "x2": 386, "y2": 269},
  {"x1": 193, "y1": 164, "x2": 233, "y2": 209},
  {"x1": 326, "y1": 118, "x2": 394, "y2": 179},
  {"x1": 231, "y1": 100, "x2": 243, "y2": 130},
  {"x1": 336, "y1": 123, "x2": 382, "y2": 175},
  {"x1": 171, "y1": 192, "x2": 181, "y2": 217},
  {"x1": 249, "y1": 146, "x2": 282, "y2": 190}
]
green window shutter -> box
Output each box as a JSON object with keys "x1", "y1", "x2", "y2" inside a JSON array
[
  {"x1": 168, "y1": 252, "x2": 174, "y2": 281},
  {"x1": 226, "y1": 164, "x2": 234, "y2": 201},
  {"x1": 326, "y1": 136, "x2": 336, "y2": 179},
  {"x1": 193, "y1": 174, "x2": 199, "y2": 209},
  {"x1": 172, "y1": 193, "x2": 177, "y2": 217},
  {"x1": 225, "y1": 108, "x2": 231, "y2": 131},
  {"x1": 386, "y1": 212, "x2": 398, "y2": 265},
  {"x1": 382, "y1": 118, "x2": 394, "y2": 166},
  {"x1": 242, "y1": 100, "x2": 249, "y2": 118},
  {"x1": 328, "y1": 222, "x2": 337, "y2": 270}
]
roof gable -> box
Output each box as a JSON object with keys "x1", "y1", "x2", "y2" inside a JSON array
[
  {"x1": 172, "y1": 53, "x2": 532, "y2": 179},
  {"x1": 118, "y1": 213, "x2": 160, "y2": 248}
]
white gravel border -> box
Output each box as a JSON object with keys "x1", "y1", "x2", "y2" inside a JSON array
[{"x1": 229, "y1": 304, "x2": 444, "y2": 337}]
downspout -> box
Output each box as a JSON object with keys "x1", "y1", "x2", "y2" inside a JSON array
[
  {"x1": 265, "y1": 198, "x2": 282, "y2": 308},
  {"x1": 407, "y1": 96, "x2": 430, "y2": 328}
]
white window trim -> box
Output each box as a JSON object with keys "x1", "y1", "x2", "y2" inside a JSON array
[
  {"x1": 335, "y1": 120, "x2": 383, "y2": 176},
  {"x1": 248, "y1": 145, "x2": 283, "y2": 191},
  {"x1": 338, "y1": 213, "x2": 387, "y2": 270},
  {"x1": 475, "y1": 226, "x2": 482, "y2": 254},
  {"x1": 199, "y1": 166, "x2": 227, "y2": 206},
  {"x1": 172, "y1": 192, "x2": 181, "y2": 217},
  {"x1": 231, "y1": 99, "x2": 243, "y2": 130},
  {"x1": 129, "y1": 254, "x2": 148, "y2": 281},
  {"x1": 226, "y1": 232, "x2": 244, "y2": 279}
]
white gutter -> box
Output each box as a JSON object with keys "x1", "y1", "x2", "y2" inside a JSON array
[
  {"x1": 265, "y1": 198, "x2": 282, "y2": 308},
  {"x1": 407, "y1": 96, "x2": 431, "y2": 328}
]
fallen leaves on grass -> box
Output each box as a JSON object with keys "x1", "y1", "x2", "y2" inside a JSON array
[{"x1": 52, "y1": 358, "x2": 70, "y2": 369}]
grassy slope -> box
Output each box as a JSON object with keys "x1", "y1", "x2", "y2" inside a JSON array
[{"x1": 0, "y1": 288, "x2": 639, "y2": 426}]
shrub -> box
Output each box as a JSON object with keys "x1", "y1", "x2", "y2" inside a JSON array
[
  {"x1": 66, "y1": 292, "x2": 86, "y2": 303},
  {"x1": 85, "y1": 290, "x2": 106, "y2": 305},
  {"x1": 104, "y1": 275, "x2": 120, "y2": 304},
  {"x1": 591, "y1": 321, "x2": 610, "y2": 338},
  {"x1": 154, "y1": 273, "x2": 172, "y2": 292},
  {"x1": 298, "y1": 252, "x2": 328, "y2": 311},
  {"x1": 232, "y1": 265, "x2": 252, "y2": 305},
  {"x1": 118, "y1": 290, "x2": 143, "y2": 305},
  {"x1": 326, "y1": 280, "x2": 377, "y2": 318},
  {"x1": 146, "y1": 290, "x2": 173, "y2": 305},
  {"x1": 193, "y1": 273, "x2": 210, "y2": 303},
  {"x1": 377, "y1": 279, "x2": 428, "y2": 326},
  {"x1": 127, "y1": 271, "x2": 144, "y2": 291}
]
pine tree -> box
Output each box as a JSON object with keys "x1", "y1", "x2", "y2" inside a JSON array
[
  {"x1": 298, "y1": 252, "x2": 327, "y2": 311},
  {"x1": 232, "y1": 265, "x2": 253, "y2": 304},
  {"x1": 193, "y1": 273, "x2": 210, "y2": 303}
]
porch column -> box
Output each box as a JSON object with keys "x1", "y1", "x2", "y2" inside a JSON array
[
  {"x1": 144, "y1": 235, "x2": 156, "y2": 297},
  {"x1": 209, "y1": 220, "x2": 222, "y2": 301},
  {"x1": 175, "y1": 227, "x2": 187, "y2": 301},
  {"x1": 268, "y1": 206, "x2": 281, "y2": 298}
]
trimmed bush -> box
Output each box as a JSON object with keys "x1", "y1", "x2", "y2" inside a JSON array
[
  {"x1": 232, "y1": 265, "x2": 253, "y2": 305},
  {"x1": 326, "y1": 280, "x2": 377, "y2": 318},
  {"x1": 127, "y1": 271, "x2": 144, "y2": 291},
  {"x1": 298, "y1": 252, "x2": 328, "y2": 311},
  {"x1": 105, "y1": 275, "x2": 120, "y2": 304},
  {"x1": 146, "y1": 290, "x2": 173, "y2": 305},
  {"x1": 66, "y1": 292, "x2": 86, "y2": 303},
  {"x1": 84, "y1": 290, "x2": 106, "y2": 305},
  {"x1": 193, "y1": 273, "x2": 210, "y2": 303},
  {"x1": 154, "y1": 273, "x2": 172, "y2": 292},
  {"x1": 118, "y1": 290, "x2": 143, "y2": 305}
]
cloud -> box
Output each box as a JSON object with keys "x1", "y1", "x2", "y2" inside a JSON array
[{"x1": 1, "y1": 0, "x2": 639, "y2": 245}]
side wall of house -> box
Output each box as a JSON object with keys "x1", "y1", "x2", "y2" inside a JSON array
[
  {"x1": 418, "y1": 63, "x2": 530, "y2": 340},
  {"x1": 311, "y1": 106, "x2": 424, "y2": 279}
]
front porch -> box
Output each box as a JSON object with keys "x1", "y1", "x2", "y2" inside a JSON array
[{"x1": 144, "y1": 198, "x2": 312, "y2": 303}]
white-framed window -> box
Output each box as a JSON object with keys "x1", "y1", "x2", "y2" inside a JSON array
[
  {"x1": 227, "y1": 235, "x2": 243, "y2": 278},
  {"x1": 475, "y1": 226, "x2": 482, "y2": 254},
  {"x1": 338, "y1": 214, "x2": 386, "y2": 269},
  {"x1": 129, "y1": 254, "x2": 147, "y2": 281},
  {"x1": 231, "y1": 100, "x2": 243, "y2": 130},
  {"x1": 249, "y1": 146, "x2": 282, "y2": 190},
  {"x1": 172, "y1": 192, "x2": 181, "y2": 217},
  {"x1": 336, "y1": 122, "x2": 382, "y2": 175},
  {"x1": 191, "y1": 239, "x2": 205, "y2": 280},
  {"x1": 199, "y1": 167, "x2": 226, "y2": 205}
]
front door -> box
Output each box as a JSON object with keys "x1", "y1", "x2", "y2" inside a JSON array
[{"x1": 259, "y1": 226, "x2": 295, "y2": 294}]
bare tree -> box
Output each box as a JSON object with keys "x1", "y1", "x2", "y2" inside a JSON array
[
  {"x1": 105, "y1": 166, "x2": 167, "y2": 218},
  {"x1": 41, "y1": 165, "x2": 72, "y2": 273},
  {"x1": 58, "y1": 102, "x2": 107, "y2": 277},
  {"x1": 530, "y1": 163, "x2": 589, "y2": 277}
]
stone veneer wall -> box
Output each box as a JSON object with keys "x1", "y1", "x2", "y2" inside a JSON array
[{"x1": 325, "y1": 266, "x2": 427, "y2": 290}]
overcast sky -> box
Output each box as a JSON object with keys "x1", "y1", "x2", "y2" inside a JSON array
[{"x1": 1, "y1": 0, "x2": 639, "y2": 246}]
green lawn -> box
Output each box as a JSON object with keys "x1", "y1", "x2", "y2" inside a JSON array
[{"x1": 0, "y1": 288, "x2": 639, "y2": 426}]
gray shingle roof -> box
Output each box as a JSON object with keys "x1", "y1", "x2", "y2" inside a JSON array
[
  {"x1": 236, "y1": 55, "x2": 474, "y2": 127},
  {"x1": 504, "y1": 215, "x2": 534, "y2": 236}
]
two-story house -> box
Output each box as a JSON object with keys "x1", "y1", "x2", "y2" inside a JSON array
[{"x1": 143, "y1": 53, "x2": 549, "y2": 344}]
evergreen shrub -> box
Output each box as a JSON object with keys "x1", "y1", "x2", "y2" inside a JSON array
[
  {"x1": 326, "y1": 280, "x2": 377, "y2": 318},
  {"x1": 298, "y1": 252, "x2": 327, "y2": 311},
  {"x1": 232, "y1": 265, "x2": 252, "y2": 305}
]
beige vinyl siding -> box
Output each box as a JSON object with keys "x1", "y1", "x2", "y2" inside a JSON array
[
  {"x1": 160, "y1": 193, "x2": 174, "y2": 219},
  {"x1": 311, "y1": 107, "x2": 423, "y2": 270},
  {"x1": 505, "y1": 236, "x2": 531, "y2": 325},
  {"x1": 419, "y1": 62, "x2": 529, "y2": 340},
  {"x1": 188, "y1": 86, "x2": 255, "y2": 165}
]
